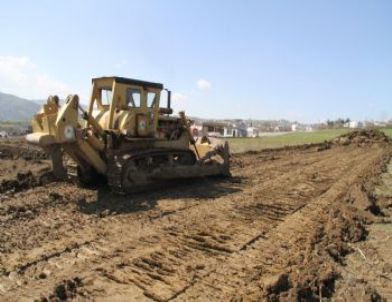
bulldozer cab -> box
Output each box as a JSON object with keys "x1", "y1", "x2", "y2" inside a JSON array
[{"x1": 88, "y1": 76, "x2": 165, "y2": 137}]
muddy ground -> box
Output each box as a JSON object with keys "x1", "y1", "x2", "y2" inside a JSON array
[{"x1": 0, "y1": 131, "x2": 391, "y2": 301}]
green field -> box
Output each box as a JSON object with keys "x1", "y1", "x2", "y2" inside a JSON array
[
  {"x1": 225, "y1": 128, "x2": 392, "y2": 153},
  {"x1": 383, "y1": 128, "x2": 392, "y2": 138}
]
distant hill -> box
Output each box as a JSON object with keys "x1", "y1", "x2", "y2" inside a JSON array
[{"x1": 0, "y1": 91, "x2": 41, "y2": 121}]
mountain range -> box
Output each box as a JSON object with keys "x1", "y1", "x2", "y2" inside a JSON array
[{"x1": 0, "y1": 91, "x2": 41, "y2": 121}]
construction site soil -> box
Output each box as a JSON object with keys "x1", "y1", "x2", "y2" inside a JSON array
[{"x1": 0, "y1": 130, "x2": 391, "y2": 301}]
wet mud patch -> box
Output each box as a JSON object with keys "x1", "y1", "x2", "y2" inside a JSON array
[
  {"x1": 0, "y1": 170, "x2": 55, "y2": 195},
  {"x1": 0, "y1": 143, "x2": 47, "y2": 160},
  {"x1": 37, "y1": 277, "x2": 84, "y2": 302}
]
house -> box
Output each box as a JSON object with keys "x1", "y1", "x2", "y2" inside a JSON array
[
  {"x1": 291, "y1": 124, "x2": 298, "y2": 132},
  {"x1": 344, "y1": 121, "x2": 363, "y2": 129},
  {"x1": 305, "y1": 126, "x2": 313, "y2": 132},
  {"x1": 202, "y1": 122, "x2": 247, "y2": 137},
  {"x1": 374, "y1": 121, "x2": 387, "y2": 128},
  {"x1": 202, "y1": 122, "x2": 228, "y2": 137},
  {"x1": 232, "y1": 121, "x2": 248, "y2": 137},
  {"x1": 246, "y1": 127, "x2": 259, "y2": 137},
  {"x1": 0, "y1": 131, "x2": 9, "y2": 138},
  {"x1": 291, "y1": 123, "x2": 313, "y2": 132}
]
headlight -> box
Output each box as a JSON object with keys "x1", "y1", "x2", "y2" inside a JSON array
[{"x1": 64, "y1": 125, "x2": 75, "y2": 141}]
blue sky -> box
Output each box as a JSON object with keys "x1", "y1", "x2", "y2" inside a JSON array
[{"x1": 0, "y1": 0, "x2": 391, "y2": 122}]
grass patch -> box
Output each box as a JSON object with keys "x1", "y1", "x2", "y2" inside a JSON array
[
  {"x1": 226, "y1": 128, "x2": 392, "y2": 153},
  {"x1": 225, "y1": 129, "x2": 349, "y2": 153},
  {"x1": 382, "y1": 128, "x2": 392, "y2": 138}
]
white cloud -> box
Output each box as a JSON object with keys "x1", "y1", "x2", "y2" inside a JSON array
[
  {"x1": 172, "y1": 92, "x2": 188, "y2": 102},
  {"x1": 196, "y1": 78, "x2": 212, "y2": 91},
  {"x1": 0, "y1": 56, "x2": 73, "y2": 99}
]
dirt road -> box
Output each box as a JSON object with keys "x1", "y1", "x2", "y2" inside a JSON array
[{"x1": 0, "y1": 132, "x2": 391, "y2": 301}]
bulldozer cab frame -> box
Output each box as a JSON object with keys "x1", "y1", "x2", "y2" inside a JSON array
[{"x1": 88, "y1": 76, "x2": 166, "y2": 136}]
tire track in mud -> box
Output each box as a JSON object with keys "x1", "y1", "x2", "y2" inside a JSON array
[
  {"x1": 35, "y1": 149, "x2": 372, "y2": 300},
  {"x1": 0, "y1": 147, "x2": 362, "y2": 296},
  {"x1": 172, "y1": 147, "x2": 391, "y2": 301},
  {"x1": 0, "y1": 145, "x2": 331, "y2": 275},
  {"x1": 0, "y1": 145, "x2": 383, "y2": 301},
  {"x1": 129, "y1": 148, "x2": 380, "y2": 301},
  {"x1": 118, "y1": 148, "x2": 373, "y2": 302},
  {"x1": 0, "y1": 179, "x2": 240, "y2": 297}
]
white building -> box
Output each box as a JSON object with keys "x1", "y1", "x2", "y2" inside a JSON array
[
  {"x1": 201, "y1": 122, "x2": 248, "y2": 137},
  {"x1": 0, "y1": 131, "x2": 9, "y2": 138},
  {"x1": 246, "y1": 127, "x2": 259, "y2": 137},
  {"x1": 345, "y1": 121, "x2": 363, "y2": 129},
  {"x1": 291, "y1": 124, "x2": 298, "y2": 132},
  {"x1": 291, "y1": 123, "x2": 313, "y2": 132},
  {"x1": 305, "y1": 126, "x2": 313, "y2": 132}
]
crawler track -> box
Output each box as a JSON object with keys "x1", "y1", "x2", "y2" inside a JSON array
[{"x1": 106, "y1": 149, "x2": 197, "y2": 194}]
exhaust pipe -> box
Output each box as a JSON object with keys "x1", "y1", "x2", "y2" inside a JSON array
[{"x1": 167, "y1": 90, "x2": 171, "y2": 110}]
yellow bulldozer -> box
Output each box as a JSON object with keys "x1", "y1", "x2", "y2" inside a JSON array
[{"x1": 26, "y1": 76, "x2": 230, "y2": 193}]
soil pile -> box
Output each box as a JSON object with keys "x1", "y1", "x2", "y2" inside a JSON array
[{"x1": 333, "y1": 129, "x2": 391, "y2": 146}]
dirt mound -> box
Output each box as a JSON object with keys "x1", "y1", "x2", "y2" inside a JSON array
[
  {"x1": 286, "y1": 205, "x2": 370, "y2": 300},
  {"x1": 333, "y1": 129, "x2": 391, "y2": 146},
  {"x1": 252, "y1": 203, "x2": 376, "y2": 302}
]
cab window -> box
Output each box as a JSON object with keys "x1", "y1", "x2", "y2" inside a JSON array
[
  {"x1": 127, "y1": 88, "x2": 141, "y2": 107},
  {"x1": 100, "y1": 88, "x2": 112, "y2": 106},
  {"x1": 147, "y1": 92, "x2": 157, "y2": 107}
]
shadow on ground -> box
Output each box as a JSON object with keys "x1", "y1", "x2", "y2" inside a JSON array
[{"x1": 76, "y1": 175, "x2": 244, "y2": 215}]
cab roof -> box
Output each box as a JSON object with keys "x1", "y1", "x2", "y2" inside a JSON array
[{"x1": 92, "y1": 76, "x2": 163, "y2": 90}]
